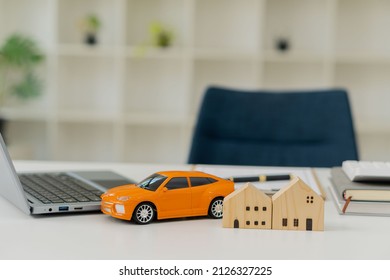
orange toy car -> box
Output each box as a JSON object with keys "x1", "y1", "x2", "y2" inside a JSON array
[{"x1": 101, "y1": 170, "x2": 234, "y2": 224}]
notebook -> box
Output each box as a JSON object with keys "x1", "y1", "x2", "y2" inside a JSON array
[
  {"x1": 0, "y1": 133, "x2": 135, "y2": 215},
  {"x1": 331, "y1": 167, "x2": 390, "y2": 202},
  {"x1": 329, "y1": 167, "x2": 390, "y2": 216}
]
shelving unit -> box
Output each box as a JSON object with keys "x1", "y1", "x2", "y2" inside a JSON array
[{"x1": 1, "y1": 0, "x2": 390, "y2": 163}]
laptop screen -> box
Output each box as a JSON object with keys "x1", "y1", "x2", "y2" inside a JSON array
[{"x1": 0, "y1": 134, "x2": 31, "y2": 215}]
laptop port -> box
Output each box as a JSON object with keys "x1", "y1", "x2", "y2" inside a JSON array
[
  {"x1": 74, "y1": 207, "x2": 83, "y2": 210},
  {"x1": 59, "y1": 206, "x2": 69, "y2": 211}
]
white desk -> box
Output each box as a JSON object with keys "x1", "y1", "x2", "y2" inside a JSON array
[{"x1": 1, "y1": 160, "x2": 390, "y2": 260}]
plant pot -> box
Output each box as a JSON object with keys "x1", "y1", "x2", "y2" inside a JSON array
[
  {"x1": 157, "y1": 33, "x2": 172, "y2": 48},
  {"x1": 85, "y1": 33, "x2": 98, "y2": 45},
  {"x1": 275, "y1": 38, "x2": 290, "y2": 52}
]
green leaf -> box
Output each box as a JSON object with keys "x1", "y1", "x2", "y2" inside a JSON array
[
  {"x1": 0, "y1": 34, "x2": 44, "y2": 103},
  {"x1": 11, "y1": 72, "x2": 42, "y2": 99},
  {"x1": 0, "y1": 34, "x2": 44, "y2": 67}
]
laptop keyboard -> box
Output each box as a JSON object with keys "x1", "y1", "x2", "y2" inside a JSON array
[{"x1": 19, "y1": 173, "x2": 104, "y2": 204}]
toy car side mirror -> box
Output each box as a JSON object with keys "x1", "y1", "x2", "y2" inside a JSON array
[{"x1": 163, "y1": 187, "x2": 168, "y2": 192}]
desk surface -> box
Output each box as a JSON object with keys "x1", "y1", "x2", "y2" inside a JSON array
[{"x1": 1, "y1": 160, "x2": 390, "y2": 260}]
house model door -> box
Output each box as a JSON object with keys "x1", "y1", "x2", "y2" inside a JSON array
[{"x1": 306, "y1": 218, "x2": 313, "y2": 231}]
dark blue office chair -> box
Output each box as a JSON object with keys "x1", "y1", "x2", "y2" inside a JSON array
[{"x1": 188, "y1": 87, "x2": 359, "y2": 167}]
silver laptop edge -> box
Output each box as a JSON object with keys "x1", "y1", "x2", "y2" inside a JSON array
[{"x1": 0, "y1": 134, "x2": 31, "y2": 214}]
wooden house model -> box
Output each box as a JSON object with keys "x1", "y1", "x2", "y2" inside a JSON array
[
  {"x1": 272, "y1": 176, "x2": 324, "y2": 231},
  {"x1": 222, "y1": 177, "x2": 324, "y2": 231},
  {"x1": 222, "y1": 183, "x2": 272, "y2": 229}
]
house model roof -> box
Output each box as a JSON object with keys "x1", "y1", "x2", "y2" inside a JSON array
[
  {"x1": 272, "y1": 176, "x2": 320, "y2": 201},
  {"x1": 224, "y1": 182, "x2": 271, "y2": 202}
]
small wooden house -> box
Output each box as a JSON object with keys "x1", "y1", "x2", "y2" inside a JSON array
[
  {"x1": 272, "y1": 177, "x2": 324, "y2": 231},
  {"x1": 222, "y1": 183, "x2": 272, "y2": 229}
]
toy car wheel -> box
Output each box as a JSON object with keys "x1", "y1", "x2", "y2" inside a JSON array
[
  {"x1": 133, "y1": 203, "x2": 155, "y2": 224},
  {"x1": 209, "y1": 198, "x2": 224, "y2": 219}
]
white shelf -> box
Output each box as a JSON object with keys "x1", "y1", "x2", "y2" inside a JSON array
[
  {"x1": 124, "y1": 56, "x2": 191, "y2": 117},
  {"x1": 124, "y1": 112, "x2": 193, "y2": 126},
  {"x1": 126, "y1": 0, "x2": 193, "y2": 48},
  {"x1": 54, "y1": 122, "x2": 117, "y2": 161},
  {"x1": 2, "y1": 0, "x2": 390, "y2": 163},
  {"x1": 56, "y1": 56, "x2": 121, "y2": 114},
  {"x1": 0, "y1": 108, "x2": 49, "y2": 122},
  {"x1": 194, "y1": 0, "x2": 261, "y2": 52},
  {"x1": 56, "y1": 111, "x2": 120, "y2": 123},
  {"x1": 335, "y1": 0, "x2": 390, "y2": 55},
  {"x1": 263, "y1": 61, "x2": 330, "y2": 90},
  {"x1": 0, "y1": 0, "x2": 55, "y2": 49},
  {"x1": 124, "y1": 124, "x2": 191, "y2": 164},
  {"x1": 57, "y1": 0, "x2": 123, "y2": 46},
  {"x1": 334, "y1": 63, "x2": 390, "y2": 130},
  {"x1": 263, "y1": 0, "x2": 333, "y2": 55},
  {"x1": 56, "y1": 44, "x2": 123, "y2": 57},
  {"x1": 263, "y1": 50, "x2": 330, "y2": 63},
  {"x1": 335, "y1": 52, "x2": 390, "y2": 64},
  {"x1": 194, "y1": 49, "x2": 258, "y2": 60}
]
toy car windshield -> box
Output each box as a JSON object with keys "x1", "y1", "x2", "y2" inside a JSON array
[{"x1": 136, "y1": 174, "x2": 167, "y2": 191}]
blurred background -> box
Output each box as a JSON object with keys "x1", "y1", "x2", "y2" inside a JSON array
[{"x1": 0, "y1": 0, "x2": 390, "y2": 164}]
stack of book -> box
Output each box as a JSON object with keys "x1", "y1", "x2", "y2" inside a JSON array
[{"x1": 330, "y1": 166, "x2": 390, "y2": 216}]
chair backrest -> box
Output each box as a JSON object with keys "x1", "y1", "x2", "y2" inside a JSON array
[{"x1": 188, "y1": 87, "x2": 359, "y2": 167}]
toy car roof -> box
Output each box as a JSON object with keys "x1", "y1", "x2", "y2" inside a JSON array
[{"x1": 155, "y1": 170, "x2": 223, "y2": 179}]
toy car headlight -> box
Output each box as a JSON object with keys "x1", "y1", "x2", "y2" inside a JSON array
[{"x1": 117, "y1": 196, "x2": 130, "y2": 202}]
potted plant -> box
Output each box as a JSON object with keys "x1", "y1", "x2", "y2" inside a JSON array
[
  {"x1": 80, "y1": 14, "x2": 102, "y2": 45},
  {"x1": 149, "y1": 21, "x2": 174, "y2": 48},
  {"x1": 0, "y1": 34, "x2": 45, "y2": 138}
]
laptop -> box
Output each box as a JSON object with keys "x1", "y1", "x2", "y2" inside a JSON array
[{"x1": 0, "y1": 133, "x2": 135, "y2": 215}]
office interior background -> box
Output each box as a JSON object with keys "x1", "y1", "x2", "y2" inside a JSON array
[{"x1": 0, "y1": 0, "x2": 390, "y2": 164}]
